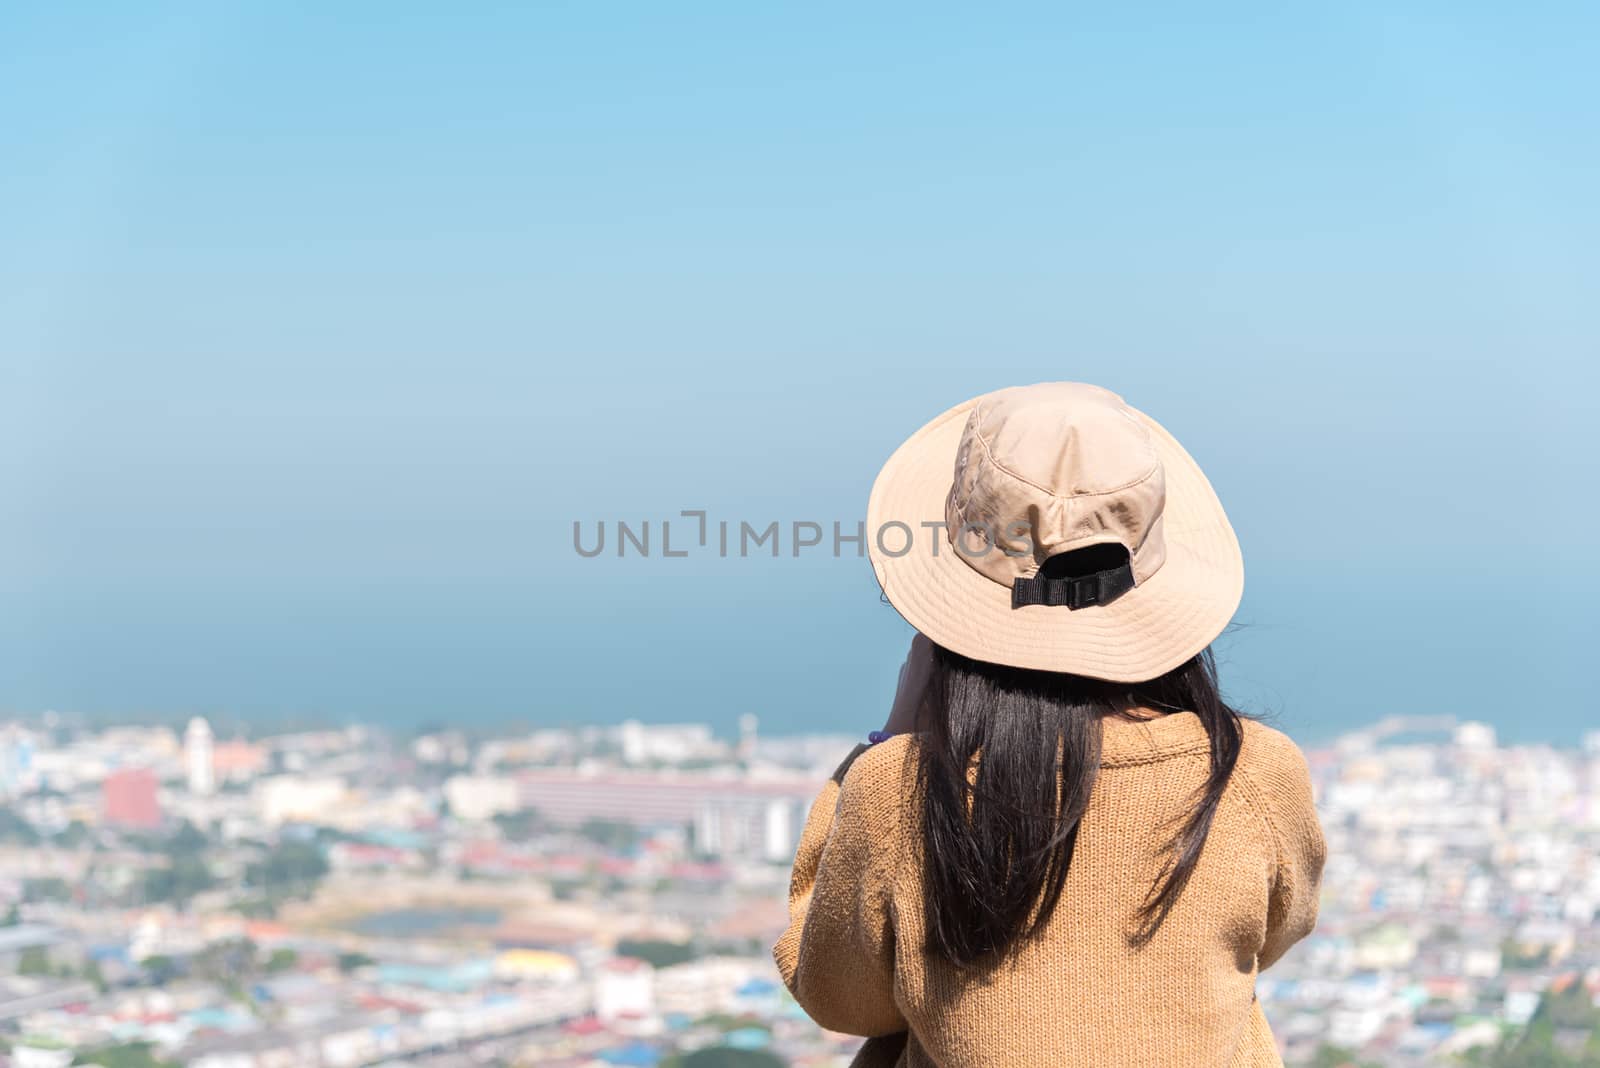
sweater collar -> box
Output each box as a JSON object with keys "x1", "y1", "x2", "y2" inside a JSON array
[{"x1": 1099, "y1": 709, "x2": 1210, "y2": 766}]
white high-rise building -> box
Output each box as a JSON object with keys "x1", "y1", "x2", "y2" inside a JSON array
[
  {"x1": 184, "y1": 717, "x2": 216, "y2": 796},
  {"x1": 738, "y1": 713, "x2": 758, "y2": 760}
]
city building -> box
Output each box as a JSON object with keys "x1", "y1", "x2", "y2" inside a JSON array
[
  {"x1": 516, "y1": 767, "x2": 812, "y2": 859},
  {"x1": 255, "y1": 775, "x2": 348, "y2": 825},
  {"x1": 101, "y1": 767, "x2": 161, "y2": 830},
  {"x1": 618, "y1": 721, "x2": 719, "y2": 765},
  {"x1": 184, "y1": 717, "x2": 216, "y2": 797},
  {"x1": 2, "y1": 709, "x2": 1597, "y2": 1066},
  {"x1": 212, "y1": 738, "x2": 269, "y2": 783},
  {"x1": 443, "y1": 774, "x2": 521, "y2": 822},
  {"x1": 737, "y1": 713, "x2": 759, "y2": 761},
  {"x1": 595, "y1": 958, "x2": 655, "y2": 1024},
  {"x1": 0, "y1": 926, "x2": 82, "y2": 975}
]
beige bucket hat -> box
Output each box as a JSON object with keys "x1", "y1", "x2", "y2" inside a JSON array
[{"x1": 867, "y1": 382, "x2": 1243, "y2": 681}]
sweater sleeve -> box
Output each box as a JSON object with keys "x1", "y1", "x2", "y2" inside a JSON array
[
  {"x1": 1257, "y1": 737, "x2": 1328, "y2": 971},
  {"x1": 772, "y1": 743, "x2": 907, "y2": 1037}
]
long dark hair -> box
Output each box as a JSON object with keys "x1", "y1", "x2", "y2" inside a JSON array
[{"x1": 915, "y1": 642, "x2": 1243, "y2": 968}]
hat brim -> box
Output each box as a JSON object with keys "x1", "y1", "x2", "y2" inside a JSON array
[{"x1": 866, "y1": 392, "x2": 1244, "y2": 681}]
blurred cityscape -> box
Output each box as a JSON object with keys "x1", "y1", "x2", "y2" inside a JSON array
[{"x1": 0, "y1": 712, "x2": 1596, "y2": 1068}]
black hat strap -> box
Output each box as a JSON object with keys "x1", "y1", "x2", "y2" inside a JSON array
[{"x1": 1011, "y1": 560, "x2": 1135, "y2": 610}]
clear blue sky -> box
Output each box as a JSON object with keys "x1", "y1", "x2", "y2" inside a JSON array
[{"x1": 2, "y1": 4, "x2": 1595, "y2": 742}]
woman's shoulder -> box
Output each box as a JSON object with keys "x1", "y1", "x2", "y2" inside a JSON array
[
  {"x1": 1233, "y1": 719, "x2": 1322, "y2": 864},
  {"x1": 1236, "y1": 718, "x2": 1316, "y2": 784},
  {"x1": 836, "y1": 733, "x2": 920, "y2": 798},
  {"x1": 823, "y1": 737, "x2": 920, "y2": 879}
]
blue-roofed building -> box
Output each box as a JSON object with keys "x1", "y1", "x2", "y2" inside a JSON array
[
  {"x1": 735, "y1": 977, "x2": 778, "y2": 997},
  {"x1": 725, "y1": 1026, "x2": 773, "y2": 1050},
  {"x1": 185, "y1": 1005, "x2": 253, "y2": 1033},
  {"x1": 597, "y1": 1041, "x2": 660, "y2": 1067},
  {"x1": 375, "y1": 959, "x2": 493, "y2": 993},
  {"x1": 363, "y1": 827, "x2": 429, "y2": 850}
]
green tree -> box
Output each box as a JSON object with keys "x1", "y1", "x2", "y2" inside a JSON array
[
  {"x1": 140, "y1": 955, "x2": 179, "y2": 983},
  {"x1": 492, "y1": 808, "x2": 542, "y2": 841},
  {"x1": 165, "y1": 821, "x2": 209, "y2": 857},
  {"x1": 264, "y1": 948, "x2": 299, "y2": 973},
  {"x1": 579, "y1": 818, "x2": 639, "y2": 852},
  {"x1": 615, "y1": 939, "x2": 695, "y2": 968},
  {"x1": 23, "y1": 876, "x2": 73, "y2": 904},
  {"x1": 233, "y1": 894, "x2": 283, "y2": 920},
  {"x1": 246, "y1": 840, "x2": 329, "y2": 896},
  {"x1": 0, "y1": 805, "x2": 39, "y2": 845},
  {"x1": 190, "y1": 939, "x2": 257, "y2": 987},
  {"x1": 17, "y1": 945, "x2": 52, "y2": 976},
  {"x1": 72, "y1": 1040, "x2": 180, "y2": 1067},
  {"x1": 1501, "y1": 936, "x2": 1552, "y2": 970},
  {"x1": 1308, "y1": 1047, "x2": 1382, "y2": 1068},
  {"x1": 139, "y1": 856, "x2": 215, "y2": 906}
]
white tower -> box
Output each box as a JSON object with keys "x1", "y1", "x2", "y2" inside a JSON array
[
  {"x1": 738, "y1": 713, "x2": 758, "y2": 760},
  {"x1": 184, "y1": 717, "x2": 216, "y2": 796}
]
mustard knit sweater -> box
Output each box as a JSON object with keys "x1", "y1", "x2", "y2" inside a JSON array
[{"x1": 774, "y1": 712, "x2": 1326, "y2": 1067}]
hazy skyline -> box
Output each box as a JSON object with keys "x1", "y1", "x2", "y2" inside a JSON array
[{"x1": 3, "y1": 6, "x2": 1596, "y2": 742}]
